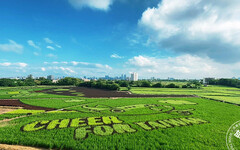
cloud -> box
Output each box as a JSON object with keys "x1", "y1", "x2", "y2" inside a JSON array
[
  {"x1": 139, "y1": 0, "x2": 240, "y2": 63},
  {"x1": 0, "y1": 62, "x2": 11, "y2": 67},
  {"x1": 27, "y1": 40, "x2": 40, "y2": 50},
  {"x1": 95, "y1": 64, "x2": 112, "y2": 70},
  {"x1": 127, "y1": 55, "x2": 240, "y2": 78},
  {"x1": 44, "y1": 61, "x2": 112, "y2": 70},
  {"x1": 68, "y1": 0, "x2": 114, "y2": 11},
  {"x1": 41, "y1": 67, "x2": 46, "y2": 71},
  {"x1": 44, "y1": 38, "x2": 53, "y2": 44},
  {"x1": 0, "y1": 40, "x2": 23, "y2": 53},
  {"x1": 110, "y1": 54, "x2": 124, "y2": 59},
  {"x1": 46, "y1": 46, "x2": 55, "y2": 50},
  {"x1": 55, "y1": 44, "x2": 62, "y2": 48},
  {"x1": 59, "y1": 67, "x2": 75, "y2": 74},
  {"x1": 128, "y1": 55, "x2": 157, "y2": 67},
  {"x1": 47, "y1": 66, "x2": 76, "y2": 75},
  {"x1": 44, "y1": 38, "x2": 61, "y2": 49},
  {"x1": 0, "y1": 62, "x2": 27, "y2": 67},
  {"x1": 46, "y1": 53, "x2": 57, "y2": 58},
  {"x1": 18, "y1": 63, "x2": 28, "y2": 67},
  {"x1": 33, "y1": 52, "x2": 39, "y2": 56}
]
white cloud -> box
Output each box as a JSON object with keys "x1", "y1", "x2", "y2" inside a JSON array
[
  {"x1": 110, "y1": 54, "x2": 124, "y2": 59},
  {"x1": 128, "y1": 55, "x2": 157, "y2": 67},
  {"x1": 44, "y1": 38, "x2": 53, "y2": 44},
  {"x1": 33, "y1": 52, "x2": 39, "y2": 56},
  {"x1": 95, "y1": 64, "x2": 112, "y2": 70},
  {"x1": 0, "y1": 40, "x2": 23, "y2": 53},
  {"x1": 71, "y1": 61, "x2": 79, "y2": 66},
  {"x1": 0, "y1": 62, "x2": 11, "y2": 67},
  {"x1": 40, "y1": 61, "x2": 112, "y2": 77},
  {"x1": 48, "y1": 66, "x2": 76, "y2": 75},
  {"x1": 44, "y1": 38, "x2": 61, "y2": 48},
  {"x1": 41, "y1": 67, "x2": 46, "y2": 71},
  {"x1": 17, "y1": 63, "x2": 28, "y2": 67},
  {"x1": 105, "y1": 65, "x2": 112, "y2": 70},
  {"x1": 27, "y1": 40, "x2": 40, "y2": 50},
  {"x1": 139, "y1": 0, "x2": 240, "y2": 63},
  {"x1": 55, "y1": 44, "x2": 62, "y2": 48},
  {"x1": 46, "y1": 46, "x2": 55, "y2": 50},
  {"x1": 127, "y1": 55, "x2": 240, "y2": 78},
  {"x1": 68, "y1": 0, "x2": 114, "y2": 11},
  {"x1": 0, "y1": 62, "x2": 27, "y2": 68},
  {"x1": 59, "y1": 67, "x2": 75, "y2": 73},
  {"x1": 45, "y1": 61, "x2": 112, "y2": 70},
  {"x1": 46, "y1": 53, "x2": 57, "y2": 58}
]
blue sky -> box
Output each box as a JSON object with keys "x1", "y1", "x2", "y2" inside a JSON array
[{"x1": 1, "y1": 0, "x2": 240, "y2": 79}]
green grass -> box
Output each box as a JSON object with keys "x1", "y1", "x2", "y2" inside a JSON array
[{"x1": 0, "y1": 86, "x2": 239, "y2": 149}]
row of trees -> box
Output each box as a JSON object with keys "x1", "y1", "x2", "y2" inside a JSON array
[
  {"x1": 78, "y1": 80, "x2": 202, "y2": 90},
  {"x1": 208, "y1": 78, "x2": 240, "y2": 88},
  {"x1": 78, "y1": 80, "x2": 120, "y2": 90},
  {"x1": 115, "y1": 80, "x2": 201, "y2": 89},
  {"x1": 0, "y1": 77, "x2": 81, "y2": 87},
  {"x1": 0, "y1": 77, "x2": 202, "y2": 90}
]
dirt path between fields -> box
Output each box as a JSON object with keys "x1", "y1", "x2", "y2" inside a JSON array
[
  {"x1": 0, "y1": 106, "x2": 21, "y2": 115},
  {"x1": 0, "y1": 99, "x2": 55, "y2": 111},
  {"x1": 0, "y1": 144, "x2": 48, "y2": 150}
]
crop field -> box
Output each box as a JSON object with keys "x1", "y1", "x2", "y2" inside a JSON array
[
  {"x1": 131, "y1": 85, "x2": 240, "y2": 104},
  {"x1": 0, "y1": 86, "x2": 240, "y2": 149}
]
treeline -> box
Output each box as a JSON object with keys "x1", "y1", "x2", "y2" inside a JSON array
[
  {"x1": 78, "y1": 80, "x2": 120, "y2": 90},
  {"x1": 0, "y1": 77, "x2": 202, "y2": 90},
  {"x1": 0, "y1": 77, "x2": 81, "y2": 87},
  {"x1": 117, "y1": 80, "x2": 201, "y2": 89},
  {"x1": 208, "y1": 78, "x2": 240, "y2": 88}
]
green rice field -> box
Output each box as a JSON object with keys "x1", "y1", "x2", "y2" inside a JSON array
[
  {"x1": 0, "y1": 85, "x2": 239, "y2": 149},
  {"x1": 131, "y1": 85, "x2": 240, "y2": 104}
]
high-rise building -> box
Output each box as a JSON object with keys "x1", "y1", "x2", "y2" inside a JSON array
[
  {"x1": 47, "y1": 75, "x2": 54, "y2": 80},
  {"x1": 27, "y1": 74, "x2": 33, "y2": 79},
  {"x1": 121, "y1": 74, "x2": 127, "y2": 80},
  {"x1": 130, "y1": 72, "x2": 138, "y2": 81}
]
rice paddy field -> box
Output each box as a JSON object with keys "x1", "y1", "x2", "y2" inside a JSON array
[
  {"x1": 131, "y1": 85, "x2": 240, "y2": 104},
  {"x1": 0, "y1": 85, "x2": 240, "y2": 149}
]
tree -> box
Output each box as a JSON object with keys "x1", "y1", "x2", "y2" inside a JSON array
[
  {"x1": 119, "y1": 81, "x2": 129, "y2": 87},
  {"x1": 0, "y1": 79, "x2": 17, "y2": 87},
  {"x1": 141, "y1": 81, "x2": 151, "y2": 87},
  {"x1": 24, "y1": 79, "x2": 36, "y2": 86},
  {"x1": 152, "y1": 82, "x2": 162, "y2": 88},
  {"x1": 127, "y1": 85, "x2": 131, "y2": 91},
  {"x1": 165, "y1": 83, "x2": 176, "y2": 88},
  {"x1": 57, "y1": 77, "x2": 81, "y2": 85}
]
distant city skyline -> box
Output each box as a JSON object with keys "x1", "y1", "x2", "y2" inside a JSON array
[{"x1": 1, "y1": 0, "x2": 240, "y2": 78}]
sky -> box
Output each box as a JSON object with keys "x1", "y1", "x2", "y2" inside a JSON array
[{"x1": 1, "y1": 0, "x2": 240, "y2": 79}]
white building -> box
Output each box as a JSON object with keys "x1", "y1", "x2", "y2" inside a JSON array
[
  {"x1": 52, "y1": 80, "x2": 58, "y2": 83},
  {"x1": 130, "y1": 72, "x2": 138, "y2": 81},
  {"x1": 203, "y1": 77, "x2": 215, "y2": 84}
]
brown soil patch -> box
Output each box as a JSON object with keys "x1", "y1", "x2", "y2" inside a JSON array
[
  {"x1": 0, "y1": 99, "x2": 55, "y2": 111},
  {"x1": 38, "y1": 87, "x2": 196, "y2": 98},
  {"x1": 0, "y1": 106, "x2": 22, "y2": 114},
  {"x1": 0, "y1": 144, "x2": 48, "y2": 150}
]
